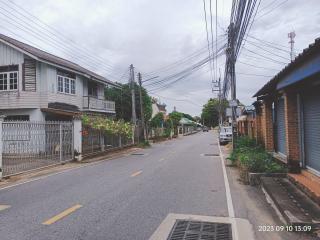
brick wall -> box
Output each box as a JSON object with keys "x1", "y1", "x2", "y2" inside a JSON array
[
  {"x1": 284, "y1": 91, "x2": 301, "y2": 173},
  {"x1": 260, "y1": 99, "x2": 274, "y2": 151}
]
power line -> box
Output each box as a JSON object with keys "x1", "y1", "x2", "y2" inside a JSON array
[
  {"x1": 0, "y1": 0, "x2": 126, "y2": 79},
  {"x1": 202, "y1": 0, "x2": 214, "y2": 85},
  {"x1": 237, "y1": 61, "x2": 280, "y2": 71},
  {"x1": 242, "y1": 47, "x2": 289, "y2": 65},
  {"x1": 255, "y1": 0, "x2": 289, "y2": 20},
  {"x1": 235, "y1": 72, "x2": 273, "y2": 77},
  {"x1": 245, "y1": 40, "x2": 291, "y2": 61}
]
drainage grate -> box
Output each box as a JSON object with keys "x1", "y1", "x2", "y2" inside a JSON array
[
  {"x1": 203, "y1": 153, "x2": 219, "y2": 156},
  {"x1": 130, "y1": 153, "x2": 145, "y2": 156},
  {"x1": 167, "y1": 220, "x2": 232, "y2": 240}
]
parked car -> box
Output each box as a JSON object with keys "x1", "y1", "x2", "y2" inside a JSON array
[
  {"x1": 219, "y1": 126, "x2": 232, "y2": 144},
  {"x1": 203, "y1": 126, "x2": 209, "y2": 132}
]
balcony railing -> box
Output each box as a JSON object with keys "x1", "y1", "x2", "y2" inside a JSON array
[{"x1": 83, "y1": 96, "x2": 115, "y2": 113}]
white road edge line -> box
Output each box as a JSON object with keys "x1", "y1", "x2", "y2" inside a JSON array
[{"x1": 218, "y1": 141, "x2": 239, "y2": 240}]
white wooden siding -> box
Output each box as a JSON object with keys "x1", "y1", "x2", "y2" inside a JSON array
[
  {"x1": 0, "y1": 41, "x2": 106, "y2": 112},
  {"x1": 0, "y1": 42, "x2": 24, "y2": 65}
]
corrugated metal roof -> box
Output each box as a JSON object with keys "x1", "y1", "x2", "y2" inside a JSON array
[
  {"x1": 0, "y1": 34, "x2": 119, "y2": 86},
  {"x1": 253, "y1": 37, "x2": 320, "y2": 97}
]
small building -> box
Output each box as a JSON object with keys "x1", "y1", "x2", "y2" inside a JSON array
[
  {"x1": 253, "y1": 38, "x2": 320, "y2": 202},
  {"x1": 151, "y1": 98, "x2": 167, "y2": 118},
  {"x1": 237, "y1": 105, "x2": 256, "y2": 139},
  {"x1": 0, "y1": 34, "x2": 119, "y2": 121}
]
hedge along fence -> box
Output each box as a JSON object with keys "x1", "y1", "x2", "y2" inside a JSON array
[
  {"x1": 81, "y1": 115, "x2": 134, "y2": 155},
  {"x1": 228, "y1": 136, "x2": 286, "y2": 184}
]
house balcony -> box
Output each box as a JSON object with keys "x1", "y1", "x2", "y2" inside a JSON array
[{"x1": 83, "y1": 96, "x2": 115, "y2": 113}]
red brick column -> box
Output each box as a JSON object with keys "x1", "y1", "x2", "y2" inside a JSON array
[
  {"x1": 284, "y1": 91, "x2": 301, "y2": 173},
  {"x1": 255, "y1": 105, "x2": 263, "y2": 145},
  {"x1": 261, "y1": 98, "x2": 274, "y2": 152}
]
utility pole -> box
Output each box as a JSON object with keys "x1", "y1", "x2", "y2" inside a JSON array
[
  {"x1": 138, "y1": 72, "x2": 147, "y2": 141},
  {"x1": 129, "y1": 64, "x2": 137, "y2": 143},
  {"x1": 227, "y1": 23, "x2": 237, "y2": 148},
  {"x1": 288, "y1": 31, "x2": 296, "y2": 61}
]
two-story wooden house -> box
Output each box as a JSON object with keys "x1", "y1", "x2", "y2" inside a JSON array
[{"x1": 0, "y1": 34, "x2": 118, "y2": 121}]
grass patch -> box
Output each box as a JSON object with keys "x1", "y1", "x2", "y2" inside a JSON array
[{"x1": 137, "y1": 140, "x2": 151, "y2": 148}]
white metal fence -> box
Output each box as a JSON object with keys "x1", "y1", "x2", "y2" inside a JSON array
[{"x1": 2, "y1": 121, "x2": 73, "y2": 176}]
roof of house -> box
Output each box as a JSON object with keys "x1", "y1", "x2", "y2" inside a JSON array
[
  {"x1": 253, "y1": 37, "x2": 320, "y2": 97},
  {"x1": 0, "y1": 34, "x2": 118, "y2": 86},
  {"x1": 156, "y1": 103, "x2": 166, "y2": 112},
  {"x1": 179, "y1": 117, "x2": 194, "y2": 125}
]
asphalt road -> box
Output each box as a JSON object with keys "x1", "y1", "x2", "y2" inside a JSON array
[{"x1": 0, "y1": 131, "x2": 228, "y2": 240}]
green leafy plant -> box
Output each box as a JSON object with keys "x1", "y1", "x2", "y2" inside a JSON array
[
  {"x1": 229, "y1": 136, "x2": 286, "y2": 175},
  {"x1": 81, "y1": 114, "x2": 133, "y2": 138}
]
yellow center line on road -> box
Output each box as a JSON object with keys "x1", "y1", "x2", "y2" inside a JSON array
[
  {"x1": 0, "y1": 205, "x2": 10, "y2": 211},
  {"x1": 130, "y1": 170, "x2": 143, "y2": 177},
  {"x1": 42, "y1": 204, "x2": 82, "y2": 225},
  {"x1": 159, "y1": 158, "x2": 165, "y2": 162}
]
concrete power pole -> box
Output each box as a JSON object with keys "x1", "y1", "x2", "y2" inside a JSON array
[
  {"x1": 138, "y1": 72, "x2": 147, "y2": 141},
  {"x1": 288, "y1": 31, "x2": 296, "y2": 61},
  {"x1": 129, "y1": 64, "x2": 137, "y2": 143},
  {"x1": 227, "y1": 23, "x2": 237, "y2": 148}
]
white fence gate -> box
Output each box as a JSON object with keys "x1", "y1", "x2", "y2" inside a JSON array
[{"x1": 1, "y1": 121, "x2": 74, "y2": 177}]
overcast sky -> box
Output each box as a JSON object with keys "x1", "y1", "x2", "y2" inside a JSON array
[{"x1": 1, "y1": 0, "x2": 319, "y2": 116}]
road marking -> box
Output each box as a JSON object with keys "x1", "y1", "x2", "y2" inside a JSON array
[
  {"x1": 42, "y1": 204, "x2": 82, "y2": 225},
  {"x1": 218, "y1": 142, "x2": 239, "y2": 240},
  {"x1": 130, "y1": 170, "x2": 143, "y2": 177},
  {"x1": 159, "y1": 158, "x2": 165, "y2": 162},
  {"x1": 0, "y1": 205, "x2": 10, "y2": 211}
]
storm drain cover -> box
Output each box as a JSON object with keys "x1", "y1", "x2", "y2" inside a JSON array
[
  {"x1": 167, "y1": 220, "x2": 232, "y2": 240},
  {"x1": 130, "y1": 153, "x2": 145, "y2": 156},
  {"x1": 203, "y1": 153, "x2": 219, "y2": 156}
]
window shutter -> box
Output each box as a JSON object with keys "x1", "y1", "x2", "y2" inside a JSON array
[{"x1": 23, "y1": 59, "x2": 36, "y2": 91}]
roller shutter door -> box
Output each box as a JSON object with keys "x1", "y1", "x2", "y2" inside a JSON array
[
  {"x1": 303, "y1": 89, "x2": 320, "y2": 173},
  {"x1": 276, "y1": 98, "x2": 286, "y2": 155}
]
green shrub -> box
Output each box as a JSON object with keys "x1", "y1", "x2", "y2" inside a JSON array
[{"x1": 229, "y1": 136, "x2": 285, "y2": 174}]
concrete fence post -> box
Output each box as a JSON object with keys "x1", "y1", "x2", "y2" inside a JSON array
[
  {"x1": 119, "y1": 135, "x2": 122, "y2": 148},
  {"x1": 0, "y1": 115, "x2": 4, "y2": 180},
  {"x1": 100, "y1": 131, "x2": 105, "y2": 152},
  {"x1": 73, "y1": 117, "x2": 82, "y2": 161},
  {"x1": 59, "y1": 124, "x2": 63, "y2": 162}
]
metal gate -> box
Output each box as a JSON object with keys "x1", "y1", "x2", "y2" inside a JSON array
[
  {"x1": 303, "y1": 89, "x2": 320, "y2": 174},
  {"x1": 2, "y1": 121, "x2": 73, "y2": 176},
  {"x1": 276, "y1": 97, "x2": 286, "y2": 156}
]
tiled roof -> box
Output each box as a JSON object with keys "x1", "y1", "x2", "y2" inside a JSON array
[
  {"x1": 253, "y1": 37, "x2": 320, "y2": 97},
  {"x1": 157, "y1": 103, "x2": 166, "y2": 112},
  {"x1": 0, "y1": 34, "x2": 118, "y2": 86}
]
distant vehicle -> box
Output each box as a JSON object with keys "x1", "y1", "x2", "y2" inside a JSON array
[
  {"x1": 219, "y1": 126, "x2": 232, "y2": 144},
  {"x1": 202, "y1": 126, "x2": 209, "y2": 132}
]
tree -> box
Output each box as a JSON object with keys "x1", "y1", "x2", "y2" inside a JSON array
[
  {"x1": 150, "y1": 112, "x2": 164, "y2": 128},
  {"x1": 193, "y1": 116, "x2": 201, "y2": 123},
  {"x1": 201, "y1": 98, "x2": 228, "y2": 127},
  {"x1": 105, "y1": 83, "x2": 152, "y2": 123},
  {"x1": 168, "y1": 111, "x2": 183, "y2": 135}
]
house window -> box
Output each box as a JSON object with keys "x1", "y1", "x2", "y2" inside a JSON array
[
  {"x1": 88, "y1": 81, "x2": 98, "y2": 97},
  {"x1": 70, "y1": 79, "x2": 75, "y2": 94},
  {"x1": 57, "y1": 76, "x2": 63, "y2": 92},
  {"x1": 64, "y1": 78, "x2": 70, "y2": 93},
  {"x1": 57, "y1": 75, "x2": 75, "y2": 95},
  {"x1": 0, "y1": 72, "x2": 18, "y2": 91}
]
